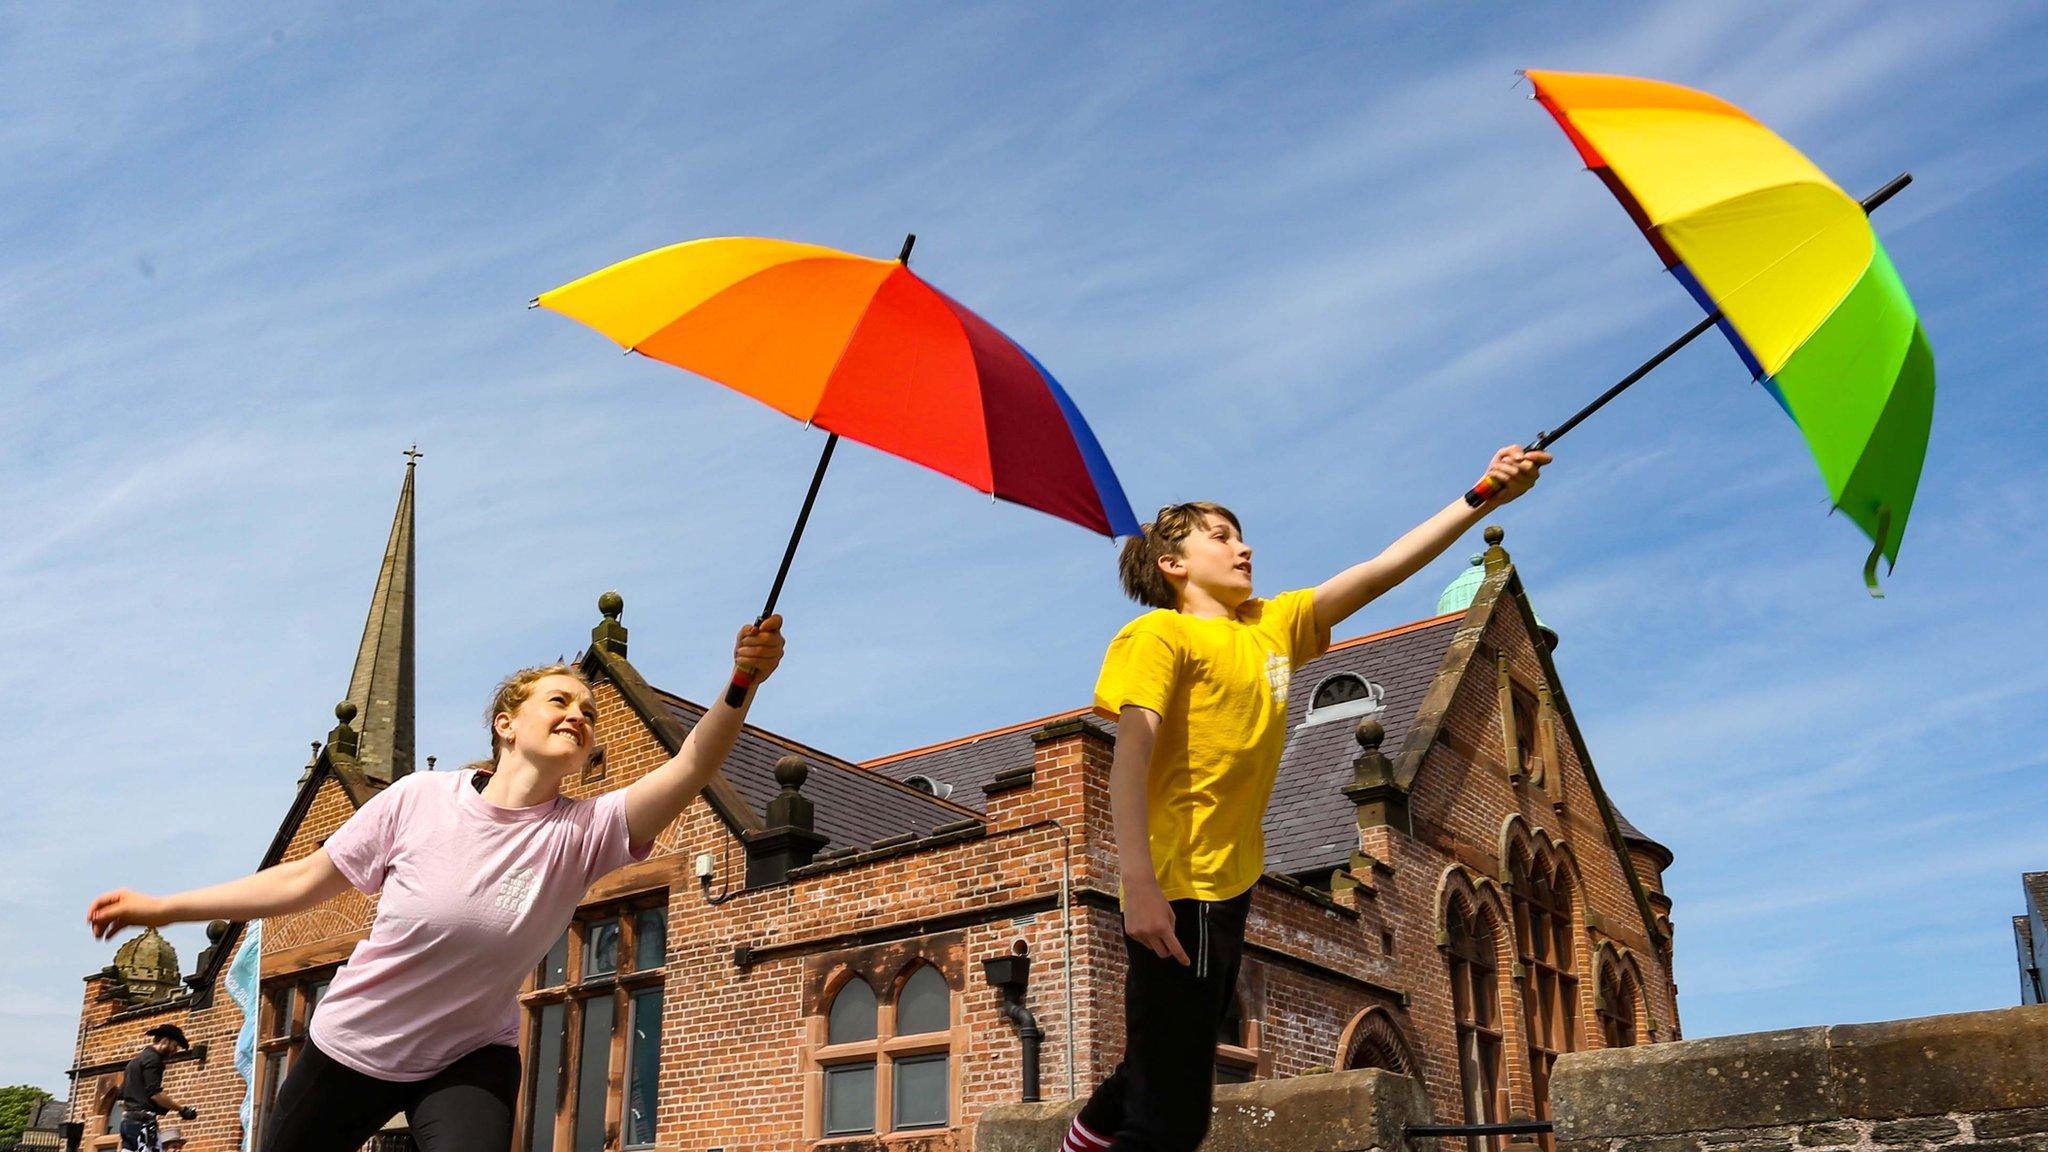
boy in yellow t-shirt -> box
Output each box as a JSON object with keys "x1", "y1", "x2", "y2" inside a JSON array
[{"x1": 1065, "y1": 446, "x2": 1548, "y2": 1152}]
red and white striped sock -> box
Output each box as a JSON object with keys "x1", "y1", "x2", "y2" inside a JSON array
[{"x1": 1062, "y1": 1116, "x2": 1111, "y2": 1152}]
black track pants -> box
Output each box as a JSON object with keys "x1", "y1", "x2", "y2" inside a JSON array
[
  {"x1": 1077, "y1": 889, "x2": 1253, "y2": 1152},
  {"x1": 259, "y1": 1037, "x2": 519, "y2": 1152}
]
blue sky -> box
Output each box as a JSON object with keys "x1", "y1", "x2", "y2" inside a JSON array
[{"x1": 4, "y1": 3, "x2": 2044, "y2": 1096}]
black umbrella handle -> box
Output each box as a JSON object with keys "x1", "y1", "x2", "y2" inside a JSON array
[
  {"x1": 1462, "y1": 172, "x2": 1913, "y2": 509},
  {"x1": 725, "y1": 433, "x2": 840, "y2": 708}
]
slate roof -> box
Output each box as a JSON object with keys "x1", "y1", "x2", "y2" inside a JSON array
[
  {"x1": 871, "y1": 613, "x2": 1470, "y2": 879},
  {"x1": 2026, "y1": 871, "x2": 2048, "y2": 921},
  {"x1": 654, "y1": 688, "x2": 977, "y2": 852},
  {"x1": 865, "y1": 707, "x2": 1100, "y2": 803},
  {"x1": 1261, "y1": 616, "x2": 1464, "y2": 876},
  {"x1": 29, "y1": 1097, "x2": 67, "y2": 1130},
  {"x1": 1609, "y1": 808, "x2": 1672, "y2": 867},
  {"x1": 866, "y1": 609, "x2": 1664, "y2": 885}
]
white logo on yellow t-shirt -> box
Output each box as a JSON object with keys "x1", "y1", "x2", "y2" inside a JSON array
[{"x1": 1265, "y1": 652, "x2": 1291, "y2": 703}]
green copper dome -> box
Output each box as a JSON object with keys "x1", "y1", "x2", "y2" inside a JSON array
[
  {"x1": 1436, "y1": 554, "x2": 1489, "y2": 616},
  {"x1": 1436, "y1": 553, "x2": 1558, "y2": 648}
]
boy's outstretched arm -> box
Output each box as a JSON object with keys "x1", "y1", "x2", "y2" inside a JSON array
[
  {"x1": 1313, "y1": 446, "x2": 1550, "y2": 632},
  {"x1": 624, "y1": 615, "x2": 785, "y2": 848},
  {"x1": 1110, "y1": 704, "x2": 1190, "y2": 965}
]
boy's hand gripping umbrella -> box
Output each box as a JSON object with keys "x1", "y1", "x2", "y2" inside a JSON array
[
  {"x1": 536, "y1": 234, "x2": 1140, "y2": 704},
  {"x1": 1466, "y1": 71, "x2": 1935, "y2": 597}
]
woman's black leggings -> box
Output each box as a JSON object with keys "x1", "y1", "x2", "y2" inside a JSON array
[{"x1": 260, "y1": 1038, "x2": 520, "y2": 1152}]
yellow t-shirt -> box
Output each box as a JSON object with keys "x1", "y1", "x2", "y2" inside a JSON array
[{"x1": 1094, "y1": 588, "x2": 1330, "y2": 902}]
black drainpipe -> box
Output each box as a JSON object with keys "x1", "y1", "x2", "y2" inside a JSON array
[{"x1": 982, "y1": 943, "x2": 1042, "y2": 1102}]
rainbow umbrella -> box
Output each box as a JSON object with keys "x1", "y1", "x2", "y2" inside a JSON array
[
  {"x1": 537, "y1": 234, "x2": 1139, "y2": 701},
  {"x1": 1467, "y1": 71, "x2": 1934, "y2": 596}
]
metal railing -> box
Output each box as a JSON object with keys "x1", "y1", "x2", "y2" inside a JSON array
[{"x1": 1405, "y1": 1119, "x2": 1555, "y2": 1138}]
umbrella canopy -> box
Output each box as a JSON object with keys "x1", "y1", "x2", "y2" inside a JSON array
[
  {"x1": 1525, "y1": 70, "x2": 1934, "y2": 583},
  {"x1": 538, "y1": 236, "x2": 1139, "y2": 538}
]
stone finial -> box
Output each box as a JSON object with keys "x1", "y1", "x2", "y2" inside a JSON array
[
  {"x1": 1483, "y1": 524, "x2": 1510, "y2": 575},
  {"x1": 1355, "y1": 719, "x2": 1385, "y2": 752},
  {"x1": 591, "y1": 591, "x2": 628, "y2": 657},
  {"x1": 327, "y1": 701, "x2": 361, "y2": 761},
  {"x1": 1344, "y1": 717, "x2": 1409, "y2": 835},
  {"x1": 766, "y1": 755, "x2": 815, "y2": 831},
  {"x1": 749, "y1": 754, "x2": 829, "y2": 886},
  {"x1": 191, "y1": 919, "x2": 232, "y2": 983}
]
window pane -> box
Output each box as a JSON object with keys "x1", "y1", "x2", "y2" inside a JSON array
[
  {"x1": 1217, "y1": 996, "x2": 1244, "y2": 1046},
  {"x1": 1450, "y1": 960, "x2": 1472, "y2": 1020},
  {"x1": 585, "y1": 920, "x2": 620, "y2": 979},
  {"x1": 893, "y1": 1053, "x2": 948, "y2": 1129},
  {"x1": 827, "y1": 979, "x2": 877, "y2": 1043},
  {"x1": 267, "y1": 987, "x2": 295, "y2": 1037},
  {"x1": 574, "y1": 999, "x2": 614, "y2": 1152},
  {"x1": 634, "y1": 908, "x2": 667, "y2": 972},
  {"x1": 528, "y1": 1002, "x2": 566, "y2": 1152},
  {"x1": 263, "y1": 1051, "x2": 287, "y2": 1112},
  {"x1": 823, "y1": 1063, "x2": 876, "y2": 1135},
  {"x1": 897, "y1": 966, "x2": 949, "y2": 1035},
  {"x1": 541, "y1": 931, "x2": 570, "y2": 987},
  {"x1": 625, "y1": 987, "x2": 662, "y2": 1148},
  {"x1": 306, "y1": 979, "x2": 329, "y2": 1020}
]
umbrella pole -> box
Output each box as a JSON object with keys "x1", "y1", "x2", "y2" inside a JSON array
[
  {"x1": 1464, "y1": 172, "x2": 1912, "y2": 507},
  {"x1": 725, "y1": 432, "x2": 840, "y2": 706},
  {"x1": 722, "y1": 234, "x2": 915, "y2": 706}
]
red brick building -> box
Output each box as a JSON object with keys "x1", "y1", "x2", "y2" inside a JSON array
[{"x1": 69, "y1": 462, "x2": 1678, "y2": 1151}]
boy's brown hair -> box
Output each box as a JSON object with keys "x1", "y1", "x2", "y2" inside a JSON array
[{"x1": 1118, "y1": 501, "x2": 1241, "y2": 610}]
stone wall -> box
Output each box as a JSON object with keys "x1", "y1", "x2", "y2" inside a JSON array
[
  {"x1": 976, "y1": 1068, "x2": 1429, "y2": 1152},
  {"x1": 980, "y1": 1006, "x2": 2048, "y2": 1152},
  {"x1": 1553, "y1": 1006, "x2": 2048, "y2": 1152}
]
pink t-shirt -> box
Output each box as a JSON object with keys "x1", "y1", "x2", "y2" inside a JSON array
[{"x1": 308, "y1": 769, "x2": 649, "y2": 1081}]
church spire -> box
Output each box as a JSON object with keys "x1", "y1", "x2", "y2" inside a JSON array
[{"x1": 344, "y1": 446, "x2": 419, "y2": 783}]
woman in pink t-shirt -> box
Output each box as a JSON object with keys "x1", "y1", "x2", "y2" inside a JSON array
[{"x1": 87, "y1": 616, "x2": 786, "y2": 1152}]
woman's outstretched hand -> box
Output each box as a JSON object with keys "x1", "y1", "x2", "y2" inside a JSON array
[
  {"x1": 87, "y1": 889, "x2": 170, "y2": 940},
  {"x1": 736, "y1": 614, "x2": 786, "y2": 687}
]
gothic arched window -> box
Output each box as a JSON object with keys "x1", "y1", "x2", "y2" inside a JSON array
[
  {"x1": 1445, "y1": 897, "x2": 1504, "y2": 1149},
  {"x1": 1511, "y1": 852, "x2": 1577, "y2": 1141}
]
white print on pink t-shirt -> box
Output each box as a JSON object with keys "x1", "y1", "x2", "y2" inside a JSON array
[{"x1": 494, "y1": 867, "x2": 538, "y2": 914}]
